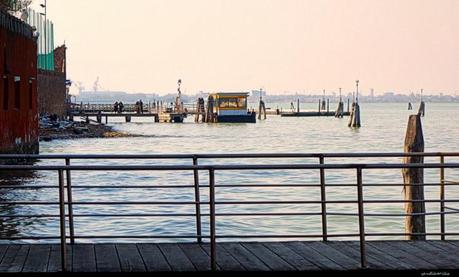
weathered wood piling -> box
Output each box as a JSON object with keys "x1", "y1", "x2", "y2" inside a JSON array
[
  {"x1": 402, "y1": 114, "x2": 426, "y2": 240},
  {"x1": 195, "y1": 98, "x2": 205, "y2": 123},
  {"x1": 258, "y1": 99, "x2": 267, "y2": 120},
  {"x1": 348, "y1": 81, "x2": 361, "y2": 128}
]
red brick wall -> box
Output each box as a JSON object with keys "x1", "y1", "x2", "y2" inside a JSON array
[
  {"x1": 37, "y1": 44, "x2": 67, "y2": 117},
  {"x1": 37, "y1": 69, "x2": 67, "y2": 117},
  {"x1": 0, "y1": 11, "x2": 39, "y2": 154}
]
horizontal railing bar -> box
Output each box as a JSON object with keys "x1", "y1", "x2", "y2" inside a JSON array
[
  {"x1": 1, "y1": 210, "x2": 458, "y2": 218},
  {"x1": 1, "y1": 152, "x2": 458, "y2": 160},
  {"x1": 3, "y1": 199, "x2": 459, "y2": 206},
  {"x1": 1, "y1": 163, "x2": 459, "y2": 171},
  {"x1": 1, "y1": 183, "x2": 457, "y2": 190}
]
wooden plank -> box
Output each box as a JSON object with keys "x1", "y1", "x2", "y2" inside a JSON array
[
  {"x1": 200, "y1": 243, "x2": 245, "y2": 271},
  {"x1": 94, "y1": 244, "x2": 121, "y2": 272},
  {"x1": 116, "y1": 244, "x2": 146, "y2": 272},
  {"x1": 284, "y1": 241, "x2": 344, "y2": 270},
  {"x1": 365, "y1": 242, "x2": 416, "y2": 270},
  {"x1": 241, "y1": 242, "x2": 295, "y2": 271},
  {"x1": 326, "y1": 241, "x2": 390, "y2": 269},
  {"x1": 388, "y1": 241, "x2": 449, "y2": 269},
  {"x1": 22, "y1": 245, "x2": 51, "y2": 273},
  {"x1": 72, "y1": 244, "x2": 96, "y2": 272},
  {"x1": 137, "y1": 244, "x2": 171, "y2": 272},
  {"x1": 179, "y1": 243, "x2": 213, "y2": 271},
  {"x1": 0, "y1": 245, "x2": 21, "y2": 272},
  {"x1": 158, "y1": 243, "x2": 196, "y2": 272},
  {"x1": 426, "y1": 241, "x2": 459, "y2": 261},
  {"x1": 221, "y1": 243, "x2": 270, "y2": 271},
  {"x1": 305, "y1": 242, "x2": 359, "y2": 270},
  {"x1": 0, "y1": 245, "x2": 9, "y2": 264},
  {"x1": 370, "y1": 241, "x2": 437, "y2": 270},
  {"x1": 404, "y1": 241, "x2": 459, "y2": 269},
  {"x1": 263, "y1": 242, "x2": 321, "y2": 271},
  {"x1": 47, "y1": 244, "x2": 72, "y2": 272},
  {"x1": 0, "y1": 245, "x2": 30, "y2": 273}
]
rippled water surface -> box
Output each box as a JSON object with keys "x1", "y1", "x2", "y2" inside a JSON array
[{"x1": 1, "y1": 103, "x2": 459, "y2": 243}]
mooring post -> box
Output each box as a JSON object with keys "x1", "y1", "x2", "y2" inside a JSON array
[
  {"x1": 297, "y1": 99, "x2": 300, "y2": 113},
  {"x1": 402, "y1": 114, "x2": 426, "y2": 240},
  {"x1": 327, "y1": 99, "x2": 329, "y2": 113}
]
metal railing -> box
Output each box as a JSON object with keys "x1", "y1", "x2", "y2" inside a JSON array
[{"x1": 0, "y1": 152, "x2": 459, "y2": 271}]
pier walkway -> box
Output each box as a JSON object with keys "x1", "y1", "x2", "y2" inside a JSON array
[{"x1": 1, "y1": 241, "x2": 459, "y2": 272}]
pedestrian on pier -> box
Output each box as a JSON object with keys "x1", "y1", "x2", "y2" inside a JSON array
[
  {"x1": 114, "y1": 102, "x2": 119, "y2": 113},
  {"x1": 119, "y1": 102, "x2": 124, "y2": 113},
  {"x1": 139, "y1": 100, "x2": 144, "y2": 114}
]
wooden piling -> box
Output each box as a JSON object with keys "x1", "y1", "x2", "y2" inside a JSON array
[
  {"x1": 418, "y1": 102, "x2": 425, "y2": 117},
  {"x1": 258, "y1": 100, "x2": 267, "y2": 120},
  {"x1": 402, "y1": 114, "x2": 426, "y2": 240}
]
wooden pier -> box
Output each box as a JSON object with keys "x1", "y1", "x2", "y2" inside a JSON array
[
  {"x1": 1, "y1": 241, "x2": 458, "y2": 272},
  {"x1": 281, "y1": 111, "x2": 351, "y2": 117}
]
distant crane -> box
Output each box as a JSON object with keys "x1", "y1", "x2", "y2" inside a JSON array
[
  {"x1": 73, "y1": 81, "x2": 85, "y2": 94},
  {"x1": 93, "y1": 77, "x2": 100, "y2": 92}
]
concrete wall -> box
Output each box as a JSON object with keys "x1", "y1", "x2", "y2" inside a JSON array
[{"x1": 0, "y1": 10, "x2": 39, "y2": 154}]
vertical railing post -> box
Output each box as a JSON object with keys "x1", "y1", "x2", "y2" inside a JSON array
[
  {"x1": 319, "y1": 155, "x2": 328, "y2": 241},
  {"x1": 440, "y1": 155, "x2": 446, "y2": 240},
  {"x1": 58, "y1": 170, "x2": 68, "y2": 272},
  {"x1": 356, "y1": 167, "x2": 367, "y2": 268},
  {"x1": 209, "y1": 168, "x2": 217, "y2": 271},
  {"x1": 193, "y1": 156, "x2": 203, "y2": 243},
  {"x1": 65, "y1": 158, "x2": 75, "y2": 244}
]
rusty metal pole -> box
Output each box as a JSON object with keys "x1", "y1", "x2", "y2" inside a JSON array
[
  {"x1": 65, "y1": 159, "x2": 75, "y2": 245},
  {"x1": 319, "y1": 156, "x2": 328, "y2": 241},
  {"x1": 193, "y1": 157, "x2": 202, "y2": 243},
  {"x1": 58, "y1": 170, "x2": 68, "y2": 272},
  {"x1": 356, "y1": 167, "x2": 367, "y2": 268},
  {"x1": 209, "y1": 168, "x2": 217, "y2": 271},
  {"x1": 440, "y1": 155, "x2": 446, "y2": 240}
]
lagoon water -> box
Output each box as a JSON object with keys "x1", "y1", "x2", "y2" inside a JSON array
[{"x1": 1, "y1": 102, "x2": 459, "y2": 243}]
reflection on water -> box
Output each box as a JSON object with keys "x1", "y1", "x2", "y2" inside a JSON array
[
  {"x1": 0, "y1": 103, "x2": 458, "y2": 243},
  {"x1": 0, "y1": 169, "x2": 44, "y2": 241}
]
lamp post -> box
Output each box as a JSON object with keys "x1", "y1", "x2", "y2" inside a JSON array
[{"x1": 40, "y1": 0, "x2": 47, "y2": 69}]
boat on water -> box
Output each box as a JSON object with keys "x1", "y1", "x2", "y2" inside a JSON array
[{"x1": 207, "y1": 92, "x2": 256, "y2": 123}]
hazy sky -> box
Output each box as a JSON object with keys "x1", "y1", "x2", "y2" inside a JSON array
[{"x1": 32, "y1": 0, "x2": 459, "y2": 95}]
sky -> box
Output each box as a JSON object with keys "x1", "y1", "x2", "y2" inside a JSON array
[{"x1": 31, "y1": 0, "x2": 459, "y2": 95}]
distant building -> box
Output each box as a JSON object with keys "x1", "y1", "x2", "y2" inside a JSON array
[
  {"x1": 26, "y1": 9, "x2": 68, "y2": 118},
  {"x1": 0, "y1": 9, "x2": 39, "y2": 154}
]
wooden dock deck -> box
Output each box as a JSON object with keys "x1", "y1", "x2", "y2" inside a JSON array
[
  {"x1": 281, "y1": 111, "x2": 351, "y2": 117},
  {"x1": 1, "y1": 241, "x2": 458, "y2": 273}
]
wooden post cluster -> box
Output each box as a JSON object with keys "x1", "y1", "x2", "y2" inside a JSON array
[
  {"x1": 195, "y1": 98, "x2": 206, "y2": 123},
  {"x1": 258, "y1": 99, "x2": 267, "y2": 120},
  {"x1": 205, "y1": 96, "x2": 216, "y2": 123},
  {"x1": 402, "y1": 114, "x2": 426, "y2": 240}
]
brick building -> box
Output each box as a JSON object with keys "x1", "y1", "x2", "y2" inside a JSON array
[{"x1": 0, "y1": 9, "x2": 39, "y2": 154}]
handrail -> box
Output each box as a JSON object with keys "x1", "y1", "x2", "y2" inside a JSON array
[
  {"x1": 1, "y1": 152, "x2": 459, "y2": 159},
  {"x1": 0, "y1": 152, "x2": 458, "y2": 271}
]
